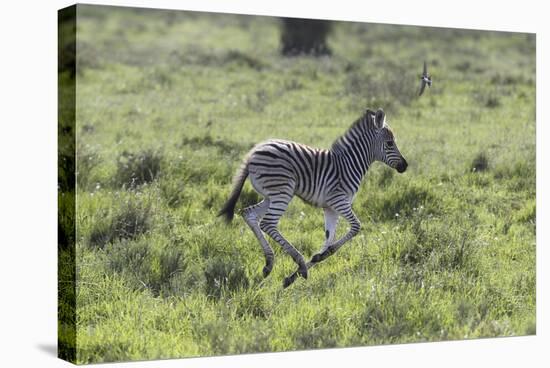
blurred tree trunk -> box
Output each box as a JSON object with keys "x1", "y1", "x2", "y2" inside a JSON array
[{"x1": 280, "y1": 18, "x2": 332, "y2": 56}]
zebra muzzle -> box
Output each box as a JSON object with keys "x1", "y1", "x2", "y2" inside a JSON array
[{"x1": 396, "y1": 159, "x2": 408, "y2": 173}]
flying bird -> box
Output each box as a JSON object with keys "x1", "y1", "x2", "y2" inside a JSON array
[{"x1": 419, "y1": 61, "x2": 432, "y2": 96}]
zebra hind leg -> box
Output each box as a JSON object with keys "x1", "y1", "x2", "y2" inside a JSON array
[
  {"x1": 242, "y1": 199, "x2": 274, "y2": 278},
  {"x1": 259, "y1": 195, "x2": 308, "y2": 285}
]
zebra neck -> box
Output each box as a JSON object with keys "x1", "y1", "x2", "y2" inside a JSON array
[{"x1": 331, "y1": 131, "x2": 376, "y2": 192}]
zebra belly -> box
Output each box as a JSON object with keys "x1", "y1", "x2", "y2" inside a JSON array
[{"x1": 295, "y1": 188, "x2": 328, "y2": 208}]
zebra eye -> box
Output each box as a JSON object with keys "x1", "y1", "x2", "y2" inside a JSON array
[{"x1": 386, "y1": 141, "x2": 394, "y2": 147}]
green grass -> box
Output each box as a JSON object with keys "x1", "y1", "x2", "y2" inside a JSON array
[{"x1": 61, "y1": 5, "x2": 535, "y2": 364}]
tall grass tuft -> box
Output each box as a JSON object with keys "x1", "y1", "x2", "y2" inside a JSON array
[
  {"x1": 115, "y1": 150, "x2": 162, "y2": 188},
  {"x1": 106, "y1": 236, "x2": 184, "y2": 297},
  {"x1": 89, "y1": 197, "x2": 152, "y2": 248},
  {"x1": 204, "y1": 258, "x2": 250, "y2": 298}
]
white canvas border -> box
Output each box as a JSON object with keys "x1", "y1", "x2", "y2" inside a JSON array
[{"x1": 0, "y1": 1, "x2": 546, "y2": 367}]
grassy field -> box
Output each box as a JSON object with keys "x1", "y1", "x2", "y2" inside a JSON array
[{"x1": 60, "y1": 5, "x2": 535, "y2": 364}]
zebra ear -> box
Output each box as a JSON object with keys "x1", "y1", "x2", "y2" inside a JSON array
[{"x1": 374, "y1": 108, "x2": 385, "y2": 129}]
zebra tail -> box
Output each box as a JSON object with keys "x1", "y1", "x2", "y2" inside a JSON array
[{"x1": 218, "y1": 162, "x2": 249, "y2": 223}]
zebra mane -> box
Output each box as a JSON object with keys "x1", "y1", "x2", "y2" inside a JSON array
[{"x1": 330, "y1": 109, "x2": 378, "y2": 150}]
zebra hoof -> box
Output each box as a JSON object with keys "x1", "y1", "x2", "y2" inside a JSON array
[
  {"x1": 311, "y1": 253, "x2": 323, "y2": 263},
  {"x1": 262, "y1": 265, "x2": 272, "y2": 278},
  {"x1": 283, "y1": 275, "x2": 295, "y2": 289}
]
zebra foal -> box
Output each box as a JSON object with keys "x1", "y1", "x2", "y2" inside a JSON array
[{"x1": 219, "y1": 108, "x2": 408, "y2": 288}]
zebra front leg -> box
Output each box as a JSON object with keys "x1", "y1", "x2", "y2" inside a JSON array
[
  {"x1": 320, "y1": 207, "x2": 339, "y2": 253},
  {"x1": 242, "y1": 199, "x2": 274, "y2": 278},
  {"x1": 311, "y1": 204, "x2": 361, "y2": 264},
  {"x1": 283, "y1": 208, "x2": 339, "y2": 288},
  {"x1": 284, "y1": 204, "x2": 360, "y2": 288}
]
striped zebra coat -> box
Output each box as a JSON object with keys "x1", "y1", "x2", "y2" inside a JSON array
[{"x1": 219, "y1": 108, "x2": 408, "y2": 288}]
